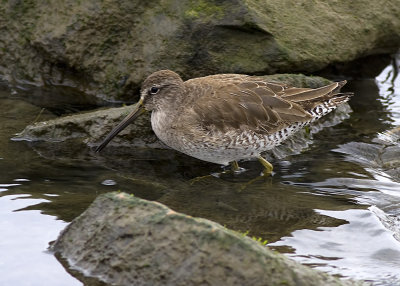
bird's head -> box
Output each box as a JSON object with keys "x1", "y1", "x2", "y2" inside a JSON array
[
  {"x1": 140, "y1": 70, "x2": 184, "y2": 111},
  {"x1": 95, "y1": 70, "x2": 184, "y2": 152}
]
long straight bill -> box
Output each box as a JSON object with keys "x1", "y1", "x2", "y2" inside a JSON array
[{"x1": 95, "y1": 102, "x2": 145, "y2": 152}]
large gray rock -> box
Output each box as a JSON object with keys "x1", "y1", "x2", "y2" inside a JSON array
[
  {"x1": 0, "y1": 1, "x2": 398, "y2": 100},
  {"x1": 52, "y1": 192, "x2": 364, "y2": 286}
]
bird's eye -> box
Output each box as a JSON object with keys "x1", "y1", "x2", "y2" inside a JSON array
[{"x1": 149, "y1": 86, "x2": 159, "y2": 95}]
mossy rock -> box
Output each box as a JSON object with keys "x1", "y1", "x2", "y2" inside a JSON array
[
  {"x1": 0, "y1": 1, "x2": 399, "y2": 100},
  {"x1": 52, "y1": 192, "x2": 365, "y2": 286}
]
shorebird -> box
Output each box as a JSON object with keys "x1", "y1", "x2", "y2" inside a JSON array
[{"x1": 96, "y1": 70, "x2": 352, "y2": 174}]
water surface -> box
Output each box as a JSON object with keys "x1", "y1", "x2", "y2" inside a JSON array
[{"x1": 1, "y1": 55, "x2": 400, "y2": 285}]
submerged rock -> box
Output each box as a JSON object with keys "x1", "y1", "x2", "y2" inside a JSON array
[
  {"x1": 335, "y1": 127, "x2": 400, "y2": 181},
  {"x1": 0, "y1": 1, "x2": 399, "y2": 100},
  {"x1": 13, "y1": 105, "x2": 160, "y2": 148},
  {"x1": 52, "y1": 192, "x2": 363, "y2": 286}
]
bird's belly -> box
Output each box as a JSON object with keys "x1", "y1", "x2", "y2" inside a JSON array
[
  {"x1": 152, "y1": 110, "x2": 307, "y2": 165},
  {"x1": 176, "y1": 126, "x2": 305, "y2": 165}
]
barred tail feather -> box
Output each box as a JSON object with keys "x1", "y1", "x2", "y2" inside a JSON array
[
  {"x1": 330, "y1": 92, "x2": 353, "y2": 106},
  {"x1": 309, "y1": 92, "x2": 353, "y2": 121}
]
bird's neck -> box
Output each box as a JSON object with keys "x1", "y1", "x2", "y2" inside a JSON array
[
  {"x1": 150, "y1": 107, "x2": 178, "y2": 145},
  {"x1": 150, "y1": 85, "x2": 189, "y2": 138}
]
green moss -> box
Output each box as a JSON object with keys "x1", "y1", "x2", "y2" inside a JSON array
[
  {"x1": 4, "y1": 0, "x2": 37, "y2": 44},
  {"x1": 231, "y1": 229, "x2": 268, "y2": 246},
  {"x1": 184, "y1": 0, "x2": 224, "y2": 20}
]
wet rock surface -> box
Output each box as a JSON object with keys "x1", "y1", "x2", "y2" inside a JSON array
[
  {"x1": 0, "y1": 1, "x2": 399, "y2": 100},
  {"x1": 52, "y1": 192, "x2": 364, "y2": 286},
  {"x1": 14, "y1": 105, "x2": 159, "y2": 148}
]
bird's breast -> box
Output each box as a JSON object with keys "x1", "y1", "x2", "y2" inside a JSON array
[{"x1": 151, "y1": 110, "x2": 179, "y2": 146}]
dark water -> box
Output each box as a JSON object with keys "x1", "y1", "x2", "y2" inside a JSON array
[{"x1": 1, "y1": 55, "x2": 400, "y2": 285}]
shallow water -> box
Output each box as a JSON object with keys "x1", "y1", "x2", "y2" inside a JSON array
[{"x1": 1, "y1": 55, "x2": 400, "y2": 285}]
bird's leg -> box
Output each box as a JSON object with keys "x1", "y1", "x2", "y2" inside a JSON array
[
  {"x1": 258, "y1": 156, "x2": 273, "y2": 175},
  {"x1": 236, "y1": 157, "x2": 273, "y2": 191},
  {"x1": 230, "y1": 161, "x2": 240, "y2": 172}
]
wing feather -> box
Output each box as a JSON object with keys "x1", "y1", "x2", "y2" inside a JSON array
[{"x1": 185, "y1": 76, "x2": 340, "y2": 134}]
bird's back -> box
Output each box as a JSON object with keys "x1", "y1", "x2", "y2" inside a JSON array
[{"x1": 182, "y1": 74, "x2": 352, "y2": 135}]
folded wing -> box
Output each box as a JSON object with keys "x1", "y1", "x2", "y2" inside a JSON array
[{"x1": 190, "y1": 78, "x2": 332, "y2": 134}]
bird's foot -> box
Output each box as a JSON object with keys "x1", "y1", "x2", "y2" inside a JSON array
[
  {"x1": 257, "y1": 156, "x2": 273, "y2": 176},
  {"x1": 235, "y1": 157, "x2": 274, "y2": 191},
  {"x1": 230, "y1": 161, "x2": 247, "y2": 174}
]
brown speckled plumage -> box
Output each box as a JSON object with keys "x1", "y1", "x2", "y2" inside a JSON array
[{"x1": 96, "y1": 70, "x2": 353, "y2": 169}]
